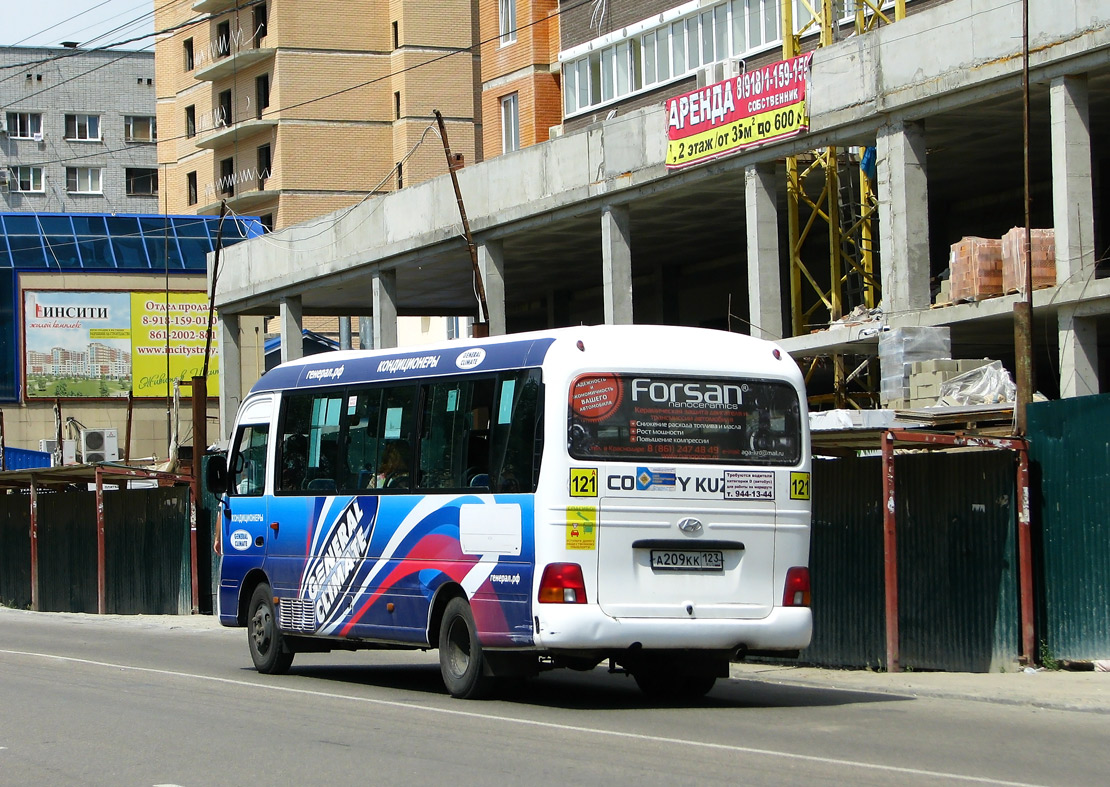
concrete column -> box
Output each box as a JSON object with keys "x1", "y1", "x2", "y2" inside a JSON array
[
  {"x1": 1058, "y1": 306, "x2": 1099, "y2": 398},
  {"x1": 745, "y1": 162, "x2": 782, "y2": 340},
  {"x1": 217, "y1": 312, "x2": 241, "y2": 440},
  {"x1": 373, "y1": 269, "x2": 399, "y2": 349},
  {"x1": 338, "y1": 317, "x2": 352, "y2": 350},
  {"x1": 477, "y1": 239, "x2": 507, "y2": 335},
  {"x1": 877, "y1": 120, "x2": 931, "y2": 314},
  {"x1": 1051, "y1": 74, "x2": 1095, "y2": 284},
  {"x1": 359, "y1": 316, "x2": 374, "y2": 349},
  {"x1": 601, "y1": 204, "x2": 634, "y2": 324},
  {"x1": 279, "y1": 295, "x2": 303, "y2": 363}
]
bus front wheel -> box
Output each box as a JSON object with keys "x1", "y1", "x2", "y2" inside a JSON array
[
  {"x1": 438, "y1": 597, "x2": 490, "y2": 699},
  {"x1": 248, "y1": 583, "x2": 294, "y2": 674}
]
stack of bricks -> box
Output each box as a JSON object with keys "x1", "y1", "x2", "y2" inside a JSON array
[
  {"x1": 1002, "y1": 227, "x2": 1056, "y2": 294},
  {"x1": 885, "y1": 358, "x2": 993, "y2": 409},
  {"x1": 949, "y1": 237, "x2": 1003, "y2": 302}
]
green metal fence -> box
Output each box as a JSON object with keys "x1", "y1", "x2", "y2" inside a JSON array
[{"x1": 1027, "y1": 393, "x2": 1110, "y2": 661}]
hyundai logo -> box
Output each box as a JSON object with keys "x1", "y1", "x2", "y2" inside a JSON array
[{"x1": 677, "y1": 517, "x2": 703, "y2": 534}]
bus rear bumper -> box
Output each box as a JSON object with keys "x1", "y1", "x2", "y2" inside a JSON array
[{"x1": 534, "y1": 605, "x2": 812, "y2": 655}]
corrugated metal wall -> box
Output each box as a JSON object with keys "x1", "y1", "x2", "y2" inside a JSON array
[
  {"x1": 804, "y1": 451, "x2": 1019, "y2": 672},
  {"x1": 0, "y1": 494, "x2": 31, "y2": 609},
  {"x1": 0, "y1": 485, "x2": 192, "y2": 614},
  {"x1": 1028, "y1": 394, "x2": 1110, "y2": 660},
  {"x1": 103, "y1": 487, "x2": 191, "y2": 615},
  {"x1": 37, "y1": 491, "x2": 99, "y2": 613}
]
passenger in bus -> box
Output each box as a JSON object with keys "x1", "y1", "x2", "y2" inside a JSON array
[
  {"x1": 371, "y1": 440, "x2": 410, "y2": 489},
  {"x1": 281, "y1": 433, "x2": 308, "y2": 490}
]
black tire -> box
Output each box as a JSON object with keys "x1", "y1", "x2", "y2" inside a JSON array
[
  {"x1": 633, "y1": 670, "x2": 717, "y2": 700},
  {"x1": 438, "y1": 597, "x2": 490, "y2": 699},
  {"x1": 247, "y1": 583, "x2": 294, "y2": 674}
]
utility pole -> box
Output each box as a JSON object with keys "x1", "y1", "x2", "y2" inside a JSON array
[
  {"x1": 1014, "y1": 0, "x2": 1034, "y2": 435},
  {"x1": 433, "y1": 109, "x2": 489, "y2": 337}
]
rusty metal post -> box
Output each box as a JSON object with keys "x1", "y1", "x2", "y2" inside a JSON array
[
  {"x1": 124, "y1": 391, "x2": 134, "y2": 462},
  {"x1": 1016, "y1": 444, "x2": 1035, "y2": 663},
  {"x1": 0, "y1": 408, "x2": 6, "y2": 471},
  {"x1": 881, "y1": 430, "x2": 901, "y2": 672},
  {"x1": 29, "y1": 477, "x2": 39, "y2": 611},
  {"x1": 96, "y1": 466, "x2": 106, "y2": 614}
]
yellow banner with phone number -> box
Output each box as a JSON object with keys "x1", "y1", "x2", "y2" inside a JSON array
[{"x1": 666, "y1": 100, "x2": 808, "y2": 168}]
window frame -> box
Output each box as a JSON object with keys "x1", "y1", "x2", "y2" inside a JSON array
[
  {"x1": 187, "y1": 170, "x2": 198, "y2": 206},
  {"x1": 65, "y1": 166, "x2": 104, "y2": 194},
  {"x1": 125, "y1": 167, "x2": 158, "y2": 196},
  {"x1": 9, "y1": 165, "x2": 44, "y2": 193},
  {"x1": 6, "y1": 112, "x2": 43, "y2": 139},
  {"x1": 64, "y1": 114, "x2": 101, "y2": 142},
  {"x1": 124, "y1": 115, "x2": 157, "y2": 142},
  {"x1": 501, "y1": 92, "x2": 520, "y2": 153},
  {"x1": 499, "y1": 0, "x2": 517, "y2": 45}
]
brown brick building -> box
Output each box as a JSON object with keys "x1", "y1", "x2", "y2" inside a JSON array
[{"x1": 154, "y1": 0, "x2": 481, "y2": 232}]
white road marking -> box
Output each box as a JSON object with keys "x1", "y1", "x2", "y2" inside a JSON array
[{"x1": 0, "y1": 648, "x2": 1045, "y2": 787}]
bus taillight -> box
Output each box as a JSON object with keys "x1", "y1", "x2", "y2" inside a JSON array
[
  {"x1": 783, "y1": 566, "x2": 810, "y2": 607},
  {"x1": 538, "y1": 563, "x2": 587, "y2": 604}
]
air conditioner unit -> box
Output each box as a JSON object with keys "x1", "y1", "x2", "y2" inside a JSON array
[
  {"x1": 39, "y1": 438, "x2": 77, "y2": 466},
  {"x1": 79, "y1": 428, "x2": 119, "y2": 464}
]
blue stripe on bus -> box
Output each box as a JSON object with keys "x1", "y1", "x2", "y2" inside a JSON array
[{"x1": 249, "y1": 337, "x2": 556, "y2": 393}]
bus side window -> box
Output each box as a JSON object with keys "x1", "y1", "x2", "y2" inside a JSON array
[
  {"x1": 231, "y1": 424, "x2": 269, "y2": 496},
  {"x1": 489, "y1": 369, "x2": 542, "y2": 493},
  {"x1": 339, "y1": 383, "x2": 417, "y2": 493},
  {"x1": 418, "y1": 376, "x2": 495, "y2": 490}
]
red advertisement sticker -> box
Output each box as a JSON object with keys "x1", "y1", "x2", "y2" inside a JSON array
[{"x1": 569, "y1": 374, "x2": 624, "y2": 422}]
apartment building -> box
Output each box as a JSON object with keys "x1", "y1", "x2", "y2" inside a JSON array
[
  {"x1": 480, "y1": 0, "x2": 561, "y2": 156},
  {"x1": 1, "y1": 46, "x2": 158, "y2": 213},
  {"x1": 154, "y1": 0, "x2": 481, "y2": 232}
]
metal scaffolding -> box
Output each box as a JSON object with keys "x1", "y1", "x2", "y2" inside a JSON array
[{"x1": 783, "y1": 0, "x2": 904, "y2": 409}]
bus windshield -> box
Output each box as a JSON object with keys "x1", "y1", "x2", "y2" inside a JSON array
[{"x1": 567, "y1": 373, "x2": 801, "y2": 465}]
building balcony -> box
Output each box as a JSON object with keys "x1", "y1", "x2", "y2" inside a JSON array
[
  {"x1": 192, "y1": 0, "x2": 236, "y2": 13},
  {"x1": 194, "y1": 46, "x2": 274, "y2": 82},
  {"x1": 198, "y1": 186, "x2": 280, "y2": 216},
  {"x1": 193, "y1": 118, "x2": 278, "y2": 150}
]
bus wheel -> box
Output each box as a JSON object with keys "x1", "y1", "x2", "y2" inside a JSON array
[
  {"x1": 248, "y1": 583, "x2": 294, "y2": 674},
  {"x1": 438, "y1": 597, "x2": 490, "y2": 699}
]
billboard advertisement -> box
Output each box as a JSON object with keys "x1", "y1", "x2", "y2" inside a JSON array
[
  {"x1": 665, "y1": 53, "x2": 812, "y2": 170},
  {"x1": 23, "y1": 290, "x2": 218, "y2": 399}
]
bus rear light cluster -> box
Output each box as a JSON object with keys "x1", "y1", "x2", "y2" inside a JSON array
[
  {"x1": 538, "y1": 563, "x2": 587, "y2": 604},
  {"x1": 783, "y1": 566, "x2": 811, "y2": 607}
]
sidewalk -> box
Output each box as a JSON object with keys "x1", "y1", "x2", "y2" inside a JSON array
[{"x1": 729, "y1": 662, "x2": 1110, "y2": 714}]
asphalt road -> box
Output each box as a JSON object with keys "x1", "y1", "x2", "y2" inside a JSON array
[{"x1": 1, "y1": 609, "x2": 1107, "y2": 786}]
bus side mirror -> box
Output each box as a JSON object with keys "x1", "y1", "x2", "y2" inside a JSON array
[{"x1": 206, "y1": 455, "x2": 228, "y2": 496}]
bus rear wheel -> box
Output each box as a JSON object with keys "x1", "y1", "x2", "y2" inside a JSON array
[
  {"x1": 248, "y1": 583, "x2": 294, "y2": 674},
  {"x1": 438, "y1": 597, "x2": 490, "y2": 699}
]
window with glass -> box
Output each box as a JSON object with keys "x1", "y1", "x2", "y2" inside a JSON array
[
  {"x1": 9, "y1": 166, "x2": 43, "y2": 192},
  {"x1": 64, "y1": 114, "x2": 100, "y2": 141},
  {"x1": 124, "y1": 115, "x2": 156, "y2": 142},
  {"x1": 187, "y1": 171, "x2": 198, "y2": 205},
  {"x1": 499, "y1": 0, "x2": 517, "y2": 45},
  {"x1": 6, "y1": 112, "x2": 42, "y2": 139},
  {"x1": 501, "y1": 93, "x2": 519, "y2": 153},
  {"x1": 183, "y1": 38, "x2": 195, "y2": 70},
  {"x1": 562, "y1": 0, "x2": 796, "y2": 117},
  {"x1": 230, "y1": 424, "x2": 269, "y2": 496},
  {"x1": 126, "y1": 168, "x2": 158, "y2": 196},
  {"x1": 273, "y1": 370, "x2": 543, "y2": 496},
  {"x1": 66, "y1": 167, "x2": 103, "y2": 194},
  {"x1": 185, "y1": 105, "x2": 196, "y2": 138}
]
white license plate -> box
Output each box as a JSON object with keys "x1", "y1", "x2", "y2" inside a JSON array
[{"x1": 650, "y1": 549, "x2": 724, "y2": 571}]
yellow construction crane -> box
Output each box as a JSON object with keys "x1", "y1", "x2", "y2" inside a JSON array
[{"x1": 783, "y1": 0, "x2": 905, "y2": 409}]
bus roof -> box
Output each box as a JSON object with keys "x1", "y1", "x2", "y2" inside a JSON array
[{"x1": 247, "y1": 325, "x2": 789, "y2": 395}]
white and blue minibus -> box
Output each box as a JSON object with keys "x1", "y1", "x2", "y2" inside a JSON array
[{"x1": 208, "y1": 324, "x2": 811, "y2": 698}]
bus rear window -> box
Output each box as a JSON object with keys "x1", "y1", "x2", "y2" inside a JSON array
[{"x1": 567, "y1": 373, "x2": 801, "y2": 465}]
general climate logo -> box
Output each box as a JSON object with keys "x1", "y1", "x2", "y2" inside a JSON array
[{"x1": 298, "y1": 499, "x2": 375, "y2": 629}]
